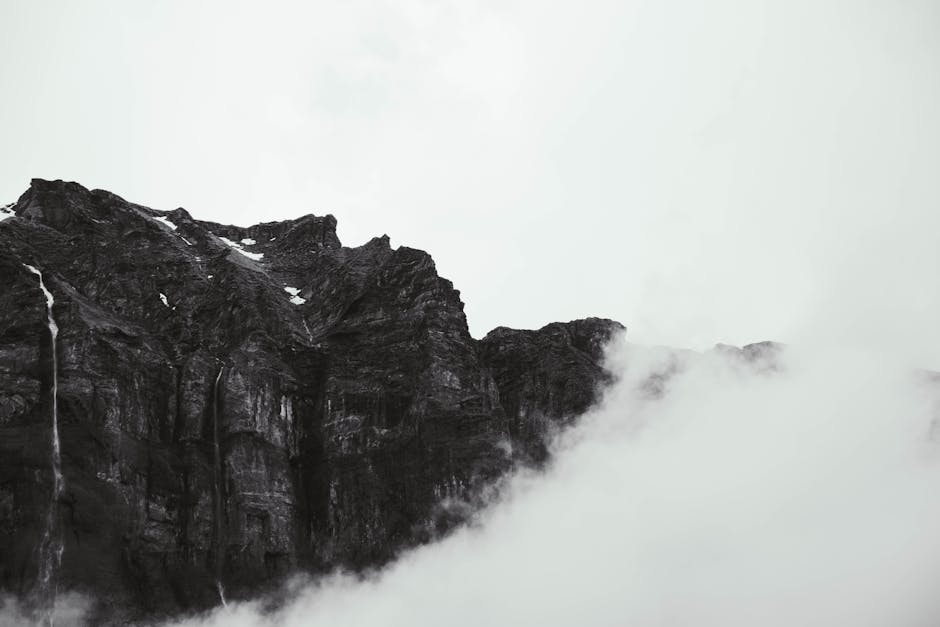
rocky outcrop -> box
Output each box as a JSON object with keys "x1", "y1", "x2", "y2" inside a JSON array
[
  {"x1": 713, "y1": 341, "x2": 784, "y2": 372},
  {"x1": 0, "y1": 179, "x2": 626, "y2": 623},
  {"x1": 477, "y1": 319, "x2": 624, "y2": 462}
]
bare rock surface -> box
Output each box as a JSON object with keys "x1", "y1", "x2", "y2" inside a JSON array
[{"x1": 0, "y1": 179, "x2": 627, "y2": 622}]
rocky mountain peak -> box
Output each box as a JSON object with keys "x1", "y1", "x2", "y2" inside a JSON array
[
  {"x1": 0, "y1": 179, "x2": 635, "y2": 622},
  {"x1": 14, "y1": 178, "x2": 98, "y2": 229}
]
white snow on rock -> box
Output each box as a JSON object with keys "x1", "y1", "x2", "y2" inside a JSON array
[
  {"x1": 269, "y1": 237, "x2": 277, "y2": 241},
  {"x1": 159, "y1": 293, "x2": 170, "y2": 307},
  {"x1": 180, "y1": 236, "x2": 193, "y2": 246},
  {"x1": 218, "y1": 236, "x2": 264, "y2": 261},
  {"x1": 0, "y1": 204, "x2": 15, "y2": 221},
  {"x1": 153, "y1": 216, "x2": 178, "y2": 230},
  {"x1": 240, "y1": 238, "x2": 256, "y2": 245},
  {"x1": 207, "y1": 274, "x2": 214, "y2": 279},
  {"x1": 284, "y1": 286, "x2": 306, "y2": 305}
]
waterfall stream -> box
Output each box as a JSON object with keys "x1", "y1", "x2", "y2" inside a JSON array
[
  {"x1": 212, "y1": 367, "x2": 228, "y2": 607},
  {"x1": 24, "y1": 264, "x2": 63, "y2": 625}
]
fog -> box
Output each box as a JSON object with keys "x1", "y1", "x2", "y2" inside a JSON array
[
  {"x1": 145, "y1": 336, "x2": 940, "y2": 627},
  {"x1": 0, "y1": 592, "x2": 90, "y2": 627},
  {"x1": 7, "y1": 316, "x2": 940, "y2": 626}
]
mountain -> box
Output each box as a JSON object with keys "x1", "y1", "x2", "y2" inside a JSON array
[{"x1": 0, "y1": 179, "x2": 624, "y2": 623}]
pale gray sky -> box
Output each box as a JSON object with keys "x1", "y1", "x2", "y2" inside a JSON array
[{"x1": 2, "y1": 0, "x2": 939, "y2": 357}]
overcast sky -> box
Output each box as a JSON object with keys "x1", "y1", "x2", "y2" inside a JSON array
[{"x1": 2, "y1": 0, "x2": 939, "y2": 356}]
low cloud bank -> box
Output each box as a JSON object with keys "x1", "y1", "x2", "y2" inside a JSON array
[
  {"x1": 5, "y1": 334, "x2": 939, "y2": 626},
  {"x1": 158, "y1": 336, "x2": 940, "y2": 627},
  {"x1": 6, "y1": 334, "x2": 940, "y2": 626}
]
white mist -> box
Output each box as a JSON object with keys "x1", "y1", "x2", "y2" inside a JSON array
[{"x1": 165, "y1": 335, "x2": 940, "y2": 627}]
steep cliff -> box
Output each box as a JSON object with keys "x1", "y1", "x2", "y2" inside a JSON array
[{"x1": 0, "y1": 179, "x2": 624, "y2": 623}]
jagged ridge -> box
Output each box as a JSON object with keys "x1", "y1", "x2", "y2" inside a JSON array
[{"x1": 0, "y1": 179, "x2": 624, "y2": 623}]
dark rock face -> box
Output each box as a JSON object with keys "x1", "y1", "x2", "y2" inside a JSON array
[
  {"x1": 477, "y1": 319, "x2": 624, "y2": 463},
  {"x1": 0, "y1": 179, "x2": 625, "y2": 623}
]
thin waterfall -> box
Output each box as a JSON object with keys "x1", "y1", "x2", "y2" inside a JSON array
[
  {"x1": 24, "y1": 264, "x2": 63, "y2": 625},
  {"x1": 212, "y1": 366, "x2": 228, "y2": 607},
  {"x1": 217, "y1": 581, "x2": 228, "y2": 608},
  {"x1": 302, "y1": 318, "x2": 314, "y2": 343}
]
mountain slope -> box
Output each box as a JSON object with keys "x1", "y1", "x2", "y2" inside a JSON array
[{"x1": 0, "y1": 179, "x2": 623, "y2": 622}]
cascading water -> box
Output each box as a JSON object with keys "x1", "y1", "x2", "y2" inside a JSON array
[
  {"x1": 24, "y1": 264, "x2": 63, "y2": 625},
  {"x1": 212, "y1": 366, "x2": 228, "y2": 607}
]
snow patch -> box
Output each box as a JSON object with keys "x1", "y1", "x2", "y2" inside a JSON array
[
  {"x1": 152, "y1": 216, "x2": 178, "y2": 231},
  {"x1": 0, "y1": 204, "x2": 15, "y2": 222},
  {"x1": 240, "y1": 238, "x2": 256, "y2": 245},
  {"x1": 207, "y1": 274, "x2": 214, "y2": 279},
  {"x1": 180, "y1": 236, "x2": 193, "y2": 246},
  {"x1": 218, "y1": 236, "x2": 264, "y2": 261},
  {"x1": 159, "y1": 293, "x2": 170, "y2": 307},
  {"x1": 284, "y1": 286, "x2": 306, "y2": 304},
  {"x1": 269, "y1": 237, "x2": 277, "y2": 241}
]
